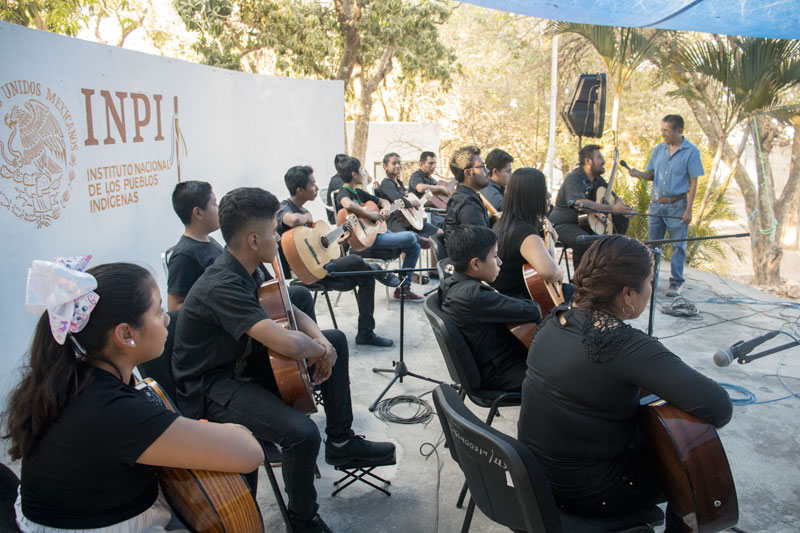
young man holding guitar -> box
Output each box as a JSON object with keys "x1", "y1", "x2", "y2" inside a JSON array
[
  {"x1": 438, "y1": 225, "x2": 541, "y2": 392},
  {"x1": 334, "y1": 156, "x2": 425, "y2": 302},
  {"x1": 549, "y1": 144, "x2": 632, "y2": 270},
  {"x1": 278, "y1": 165, "x2": 398, "y2": 347},
  {"x1": 172, "y1": 187, "x2": 395, "y2": 533}
]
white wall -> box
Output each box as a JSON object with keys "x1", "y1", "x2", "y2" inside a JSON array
[
  {"x1": 0, "y1": 22, "x2": 343, "y2": 398},
  {"x1": 345, "y1": 121, "x2": 441, "y2": 179}
]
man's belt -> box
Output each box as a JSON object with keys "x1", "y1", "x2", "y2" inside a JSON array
[{"x1": 656, "y1": 193, "x2": 687, "y2": 204}]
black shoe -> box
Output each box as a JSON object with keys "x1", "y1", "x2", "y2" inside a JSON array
[
  {"x1": 325, "y1": 435, "x2": 396, "y2": 466},
  {"x1": 292, "y1": 513, "x2": 333, "y2": 533},
  {"x1": 355, "y1": 333, "x2": 393, "y2": 347},
  {"x1": 263, "y1": 442, "x2": 282, "y2": 467}
]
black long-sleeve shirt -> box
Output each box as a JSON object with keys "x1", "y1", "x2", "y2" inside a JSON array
[
  {"x1": 439, "y1": 272, "x2": 541, "y2": 390},
  {"x1": 444, "y1": 184, "x2": 489, "y2": 248},
  {"x1": 519, "y1": 305, "x2": 732, "y2": 498}
]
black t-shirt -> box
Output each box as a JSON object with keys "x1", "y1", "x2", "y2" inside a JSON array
[
  {"x1": 167, "y1": 235, "x2": 224, "y2": 296},
  {"x1": 172, "y1": 250, "x2": 274, "y2": 419},
  {"x1": 408, "y1": 169, "x2": 437, "y2": 198},
  {"x1": 334, "y1": 186, "x2": 380, "y2": 212},
  {"x1": 492, "y1": 220, "x2": 538, "y2": 300},
  {"x1": 549, "y1": 167, "x2": 609, "y2": 226},
  {"x1": 518, "y1": 305, "x2": 732, "y2": 498},
  {"x1": 276, "y1": 199, "x2": 308, "y2": 236},
  {"x1": 20, "y1": 367, "x2": 178, "y2": 528},
  {"x1": 444, "y1": 184, "x2": 489, "y2": 247},
  {"x1": 439, "y1": 272, "x2": 540, "y2": 389}
]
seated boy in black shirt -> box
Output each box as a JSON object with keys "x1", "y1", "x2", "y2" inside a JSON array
[
  {"x1": 172, "y1": 187, "x2": 395, "y2": 533},
  {"x1": 277, "y1": 165, "x2": 398, "y2": 347},
  {"x1": 439, "y1": 225, "x2": 541, "y2": 392},
  {"x1": 167, "y1": 180, "x2": 222, "y2": 311}
]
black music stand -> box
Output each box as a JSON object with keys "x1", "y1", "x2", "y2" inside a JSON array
[{"x1": 326, "y1": 267, "x2": 442, "y2": 411}]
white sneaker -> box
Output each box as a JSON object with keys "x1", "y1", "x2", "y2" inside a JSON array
[{"x1": 666, "y1": 284, "x2": 681, "y2": 297}]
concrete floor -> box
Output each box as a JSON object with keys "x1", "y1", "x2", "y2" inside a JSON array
[
  {"x1": 2, "y1": 261, "x2": 798, "y2": 532},
  {"x1": 254, "y1": 261, "x2": 800, "y2": 533}
]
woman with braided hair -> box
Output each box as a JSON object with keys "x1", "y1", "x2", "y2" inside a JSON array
[{"x1": 517, "y1": 234, "x2": 731, "y2": 529}]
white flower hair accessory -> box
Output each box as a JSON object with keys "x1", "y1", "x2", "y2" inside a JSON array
[{"x1": 25, "y1": 255, "x2": 99, "y2": 345}]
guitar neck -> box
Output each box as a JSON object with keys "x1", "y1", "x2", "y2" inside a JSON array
[{"x1": 601, "y1": 147, "x2": 620, "y2": 204}]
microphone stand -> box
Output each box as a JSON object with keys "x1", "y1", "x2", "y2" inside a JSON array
[
  {"x1": 737, "y1": 339, "x2": 800, "y2": 365},
  {"x1": 326, "y1": 266, "x2": 442, "y2": 410},
  {"x1": 641, "y1": 233, "x2": 750, "y2": 335}
]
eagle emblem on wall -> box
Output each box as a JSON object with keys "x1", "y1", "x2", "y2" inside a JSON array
[{"x1": 1, "y1": 98, "x2": 76, "y2": 228}]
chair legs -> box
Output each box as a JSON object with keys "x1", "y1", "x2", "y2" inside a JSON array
[
  {"x1": 264, "y1": 461, "x2": 293, "y2": 533},
  {"x1": 461, "y1": 498, "x2": 476, "y2": 533},
  {"x1": 321, "y1": 290, "x2": 338, "y2": 329}
]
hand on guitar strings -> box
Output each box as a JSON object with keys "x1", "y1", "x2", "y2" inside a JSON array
[
  {"x1": 337, "y1": 221, "x2": 353, "y2": 244},
  {"x1": 369, "y1": 210, "x2": 384, "y2": 222},
  {"x1": 311, "y1": 338, "x2": 337, "y2": 385}
]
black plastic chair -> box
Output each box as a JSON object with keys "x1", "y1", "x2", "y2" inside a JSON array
[
  {"x1": 423, "y1": 292, "x2": 523, "y2": 519},
  {"x1": 429, "y1": 233, "x2": 448, "y2": 262},
  {"x1": 432, "y1": 384, "x2": 664, "y2": 533},
  {"x1": 436, "y1": 257, "x2": 453, "y2": 281}
]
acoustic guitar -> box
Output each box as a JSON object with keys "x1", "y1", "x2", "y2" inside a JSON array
[
  {"x1": 257, "y1": 257, "x2": 317, "y2": 414},
  {"x1": 479, "y1": 191, "x2": 502, "y2": 226},
  {"x1": 135, "y1": 378, "x2": 265, "y2": 533},
  {"x1": 282, "y1": 216, "x2": 357, "y2": 284},
  {"x1": 578, "y1": 146, "x2": 620, "y2": 235},
  {"x1": 336, "y1": 199, "x2": 403, "y2": 251},
  {"x1": 638, "y1": 397, "x2": 738, "y2": 533},
  {"x1": 397, "y1": 191, "x2": 431, "y2": 231},
  {"x1": 423, "y1": 178, "x2": 456, "y2": 210},
  {"x1": 521, "y1": 218, "x2": 565, "y2": 315}
]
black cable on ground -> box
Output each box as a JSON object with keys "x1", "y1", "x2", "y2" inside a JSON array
[
  {"x1": 419, "y1": 433, "x2": 445, "y2": 533},
  {"x1": 372, "y1": 393, "x2": 435, "y2": 425}
]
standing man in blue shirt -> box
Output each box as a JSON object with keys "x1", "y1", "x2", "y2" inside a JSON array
[{"x1": 627, "y1": 114, "x2": 704, "y2": 296}]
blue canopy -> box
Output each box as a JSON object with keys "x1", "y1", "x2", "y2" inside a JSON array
[{"x1": 458, "y1": 0, "x2": 799, "y2": 40}]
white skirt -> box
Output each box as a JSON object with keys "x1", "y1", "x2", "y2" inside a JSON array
[{"x1": 15, "y1": 487, "x2": 189, "y2": 533}]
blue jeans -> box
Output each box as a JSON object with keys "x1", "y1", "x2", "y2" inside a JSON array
[
  {"x1": 371, "y1": 230, "x2": 421, "y2": 287},
  {"x1": 648, "y1": 197, "x2": 689, "y2": 286}
]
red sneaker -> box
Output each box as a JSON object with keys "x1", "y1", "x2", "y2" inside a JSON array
[{"x1": 399, "y1": 286, "x2": 424, "y2": 302}]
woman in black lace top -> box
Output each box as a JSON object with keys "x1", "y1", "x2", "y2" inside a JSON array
[{"x1": 518, "y1": 234, "x2": 732, "y2": 525}]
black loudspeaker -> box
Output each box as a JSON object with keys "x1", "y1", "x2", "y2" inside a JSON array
[{"x1": 560, "y1": 73, "x2": 606, "y2": 138}]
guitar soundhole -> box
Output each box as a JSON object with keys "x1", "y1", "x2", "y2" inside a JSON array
[{"x1": 320, "y1": 237, "x2": 329, "y2": 248}]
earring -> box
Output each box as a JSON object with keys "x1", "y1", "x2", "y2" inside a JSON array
[
  {"x1": 624, "y1": 303, "x2": 635, "y2": 316},
  {"x1": 128, "y1": 340, "x2": 136, "y2": 347}
]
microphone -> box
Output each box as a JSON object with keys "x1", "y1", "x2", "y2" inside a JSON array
[
  {"x1": 620, "y1": 160, "x2": 631, "y2": 171},
  {"x1": 713, "y1": 330, "x2": 780, "y2": 367},
  {"x1": 575, "y1": 234, "x2": 609, "y2": 244}
]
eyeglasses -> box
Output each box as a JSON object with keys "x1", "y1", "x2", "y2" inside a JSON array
[{"x1": 470, "y1": 164, "x2": 486, "y2": 171}]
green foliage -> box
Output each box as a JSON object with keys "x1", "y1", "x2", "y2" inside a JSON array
[
  {"x1": 173, "y1": 0, "x2": 456, "y2": 86},
  {"x1": 1, "y1": 0, "x2": 92, "y2": 35},
  {"x1": 613, "y1": 147, "x2": 740, "y2": 273},
  {"x1": 667, "y1": 37, "x2": 800, "y2": 132}
]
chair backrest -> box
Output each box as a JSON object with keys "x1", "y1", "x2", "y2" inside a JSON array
[
  {"x1": 161, "y1": 245, "x2": 176, "y2": 279},
  {"x1": 137, "y1": 309, "x2": 180, "y2": 402},
  {"x1": 436, "y1": 257, "x2": 453, "y2": 281},
  {"x1": 423, "y1": 292, "x2": 483, "y2": 391},
  {"x1": 433, "y1": 384, "x2": 562, "y2": 533},
  {"x1": 429, "y1": 233, "x2": 447, "y2": 261}
]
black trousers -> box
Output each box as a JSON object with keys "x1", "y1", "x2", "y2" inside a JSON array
[
  {"x1": 203, "y1": 329, "x2": 353, "y2": 525},
  {"x1": 555, "y1": 216, "x2": 629, "y2": 271},
  {"x1": 319, "y1": 255, "x2": 376, "y2": 338}
]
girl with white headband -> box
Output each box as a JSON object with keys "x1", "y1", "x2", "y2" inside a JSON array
[{"x1": 4, "y1": 257, "x2": 264, "y2": 532}]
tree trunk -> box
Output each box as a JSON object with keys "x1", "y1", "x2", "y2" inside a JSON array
[
  {"x1": 751, "y1": 116, "x2": 783, "y2": 286},
  {"x1": 694, "y1": 137, "x2": 724, "y2": 224},
  {"x1": 610, "y1": 89, "x2": 621, "y2": 145},
  {"x1": 350, "y1": 63, "x2": 371, "y2": 164}
]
